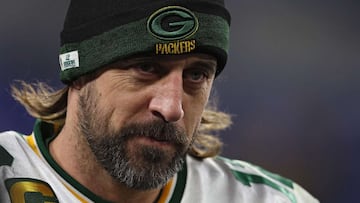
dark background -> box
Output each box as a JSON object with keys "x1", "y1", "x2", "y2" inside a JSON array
[{"x1": 1, "y1": 1, "x2": 359, "y2": 202}]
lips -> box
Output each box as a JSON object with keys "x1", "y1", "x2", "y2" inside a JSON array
[
  {"x1": 147, "y1": 133, "x2": 172, "y2": 142},
  {"x1": 134, "y1": 136, "x2": 175, "y2": 149},
  {"x1": 149, "y1": 136, "x2": 169, "y2": 142}
]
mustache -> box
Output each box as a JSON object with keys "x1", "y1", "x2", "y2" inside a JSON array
[{"x1": 119, "y1": 120, "x2": 189, "y2": 145}]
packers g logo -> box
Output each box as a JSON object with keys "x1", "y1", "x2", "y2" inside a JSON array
[
  {"x1": 147, "y1": 6, "x2": 199, "y2": 40},
  {"x1": 5, "y1": 178, "x2": 59, "y2": 203}
]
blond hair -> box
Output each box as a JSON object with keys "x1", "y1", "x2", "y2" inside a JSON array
[{"x1": 11, "y1": 81, "x2": 231, "y2": 158}]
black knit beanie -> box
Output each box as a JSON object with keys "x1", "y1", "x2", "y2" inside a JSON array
[{"x1": 59, "y1": 0, "x2": 231, "y2": 84}]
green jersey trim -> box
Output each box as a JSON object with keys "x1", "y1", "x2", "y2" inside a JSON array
[
  {"x1": 168, "y1": 160, "x2": 187, "y2": 203},
  {"x1": 33, "y1": 120, "x2": 112, "y2": 203}
]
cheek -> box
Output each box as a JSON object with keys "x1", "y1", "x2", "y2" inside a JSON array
[
  {"x1": 105, "y1": 91, "x2": 152, "y2": 128},
  {"x1": 182, "y1": 95, "x2": 209, "y2": 138}
]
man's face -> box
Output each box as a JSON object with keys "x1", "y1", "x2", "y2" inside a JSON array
[{"x1": 76, "y1": 54, "x2": 217, "y2": 190}]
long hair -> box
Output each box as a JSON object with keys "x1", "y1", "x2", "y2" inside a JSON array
[{"x1": 11, "y1": 81, "x2": 232, "y2": 158}]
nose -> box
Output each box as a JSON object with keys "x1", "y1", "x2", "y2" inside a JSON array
[{"x1": 149, "y1": 72, "x2": 184, "y2": 122}]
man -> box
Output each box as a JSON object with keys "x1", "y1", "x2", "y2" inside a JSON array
[{"x1": 0, "y1": 0, "x2": 319, "y2": 202}]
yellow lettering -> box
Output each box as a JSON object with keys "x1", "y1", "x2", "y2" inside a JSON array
[
  {"x1": 160, "y1": 44, "x2": 166, "y2": 54},
  {"x1": 186, "y1": 41, "x2": 191, "y2": 53},
  {"x1": 190, "y1": 40, "x2": 196, "y2": 52},
  {"x1": 156, "y1": 44, "x2": 161, "y2": 54},
  {"x1": 173, "y1": 42, "x2": 179, "y2": 54},
  {"x1": 180, "y1": 41, "x2": 185, "y2": 53},
  {"x1": 155, "y1": 40, "x2": 197, "y2": 55},
  {"x1": 169, "y1": 43, "x2": 174, "y2": 54}
]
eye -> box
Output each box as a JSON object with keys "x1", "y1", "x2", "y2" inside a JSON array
[
  {"x1": 134, "y1": 63, "x2": 157, "y2": 74},
  {"x1": 184, "y1": 69, "x2": 209, "y2": 83}
]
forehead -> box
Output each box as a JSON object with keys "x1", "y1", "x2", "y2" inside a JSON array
[{"x1": 122, "y1": 53, "x2": 217, "y2": 65}]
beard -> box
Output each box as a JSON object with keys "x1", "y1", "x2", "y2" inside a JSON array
[{"x1": 77, "y1": 84, "x2": 193, "y2": 190}]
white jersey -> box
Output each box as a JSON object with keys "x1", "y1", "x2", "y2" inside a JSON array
[{"x1": 0, "y1": 120, "x2": 319, "y2": 203}]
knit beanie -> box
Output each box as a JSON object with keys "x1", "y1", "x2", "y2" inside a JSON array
[{"x1": 59, "y1": 0, "x2": 231, "y2": 84}]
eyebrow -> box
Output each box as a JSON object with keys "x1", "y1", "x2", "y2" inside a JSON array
[{"x1": 188, "y1": 60, "x2": 217, "y2": 74}]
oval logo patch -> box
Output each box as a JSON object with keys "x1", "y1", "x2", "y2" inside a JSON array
[{"x1": 147, "y1": 6, "x2": 199, "y2": 41}]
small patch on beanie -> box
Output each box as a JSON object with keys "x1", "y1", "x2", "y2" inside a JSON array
[
  {"x1": 147, "y1": 6, "x2": 199, "y2": 41},
  {"x1": 59, "y1": 50, "x2": 79, "y2": 71}
]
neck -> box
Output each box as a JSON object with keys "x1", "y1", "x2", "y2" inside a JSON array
[{"x1": 49, "y1": 123, "x2": 162, "y2": 203}]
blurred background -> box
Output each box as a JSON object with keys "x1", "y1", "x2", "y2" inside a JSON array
[{"x1": 1, "y1": 0, "x2": 359, "y2": 202}]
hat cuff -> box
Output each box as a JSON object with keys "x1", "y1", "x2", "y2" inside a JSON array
[{"x1": 59, "y1": 12, "x2": 229, "y2": 84}]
